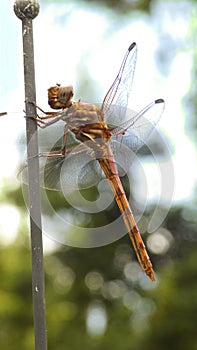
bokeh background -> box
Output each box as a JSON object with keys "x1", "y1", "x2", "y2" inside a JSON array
[{"x1": 0, "y1": 0, "x2": 197, "y2": 349}]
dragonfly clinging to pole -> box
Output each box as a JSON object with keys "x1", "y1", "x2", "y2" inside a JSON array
[{"x1": 27, "y1": 42, "x2": 165, "y2": 281}]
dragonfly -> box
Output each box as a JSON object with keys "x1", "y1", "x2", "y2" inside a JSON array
[{"x1": 24, "y1": 42, "x2": 164, "y2": 281}]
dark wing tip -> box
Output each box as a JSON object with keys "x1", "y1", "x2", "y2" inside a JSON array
[
  {"x1": 128, "y1": 42, "x2": 136, "y2": 51},
  {"x1": 155, "y1": 98, "x2": 164, "y2": 104}
]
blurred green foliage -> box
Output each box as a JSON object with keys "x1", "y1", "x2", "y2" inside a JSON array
[
  {"x1": 140, "y1": 247, "x2": 197, "y2": 350},
  {"x1": 1, "y1": 200, "x2": 197, "y2": 349}
]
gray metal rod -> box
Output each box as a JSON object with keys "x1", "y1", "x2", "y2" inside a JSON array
[{"x1": 13, "y1": 1, "x2": 47, "y2": 349}]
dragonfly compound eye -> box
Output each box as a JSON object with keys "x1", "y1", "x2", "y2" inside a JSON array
[{"x1": 47, "y1": 85, "x2": 73, "y2": 109}]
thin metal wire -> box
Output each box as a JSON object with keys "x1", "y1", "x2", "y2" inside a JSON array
[{"x1": 14, "y1": 1, "x2": 47, "y2": 349}]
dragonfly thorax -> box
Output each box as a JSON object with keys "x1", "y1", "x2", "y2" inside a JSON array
[{"x1": 64, "y1": 101, "x2": 111, "y2": 144}]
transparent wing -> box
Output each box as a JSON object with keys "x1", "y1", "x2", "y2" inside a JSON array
[
  {"x1": 19, "y1": 143, "x2": 103, "y2": 191},
  {"x1": 109, "y1": 99, "x2": 165, "y2": 173},
  {"x1": 102, "y1": 42, "x2": 137, "y2": 125},
  {"x1": 45, "y1": 144, "x2": 103, "y2": 191}
]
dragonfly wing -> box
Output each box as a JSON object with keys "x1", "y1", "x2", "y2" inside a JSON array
[
  {"x1": 43, "y1": 152, "x2": 102, "y2": 191},
  {"x1": 19, "y1": 143, "x2": 103, "y2": 191},
  {"x1": 102, "y1": 42, "x2": 137, "y2": 125},
  {"x1": 18, "y1": 157, "x2": 65, "y2": 190},
  {"x1": 109, "y1": 99, "x2": 165, "y2": 174},
  {"x1": 111, "y1": 99, "x2": 165, "y2": 149},
  {"x1": 110, "y1": 139, "x2": 136, "y2": 177}
]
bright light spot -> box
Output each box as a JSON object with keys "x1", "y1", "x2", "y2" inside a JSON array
[
  {"x1": 114, "y1": 244, "x2": 132, "y2": 269},
  {"x1": 172, "y1": 142, "x2": 197, "y2": 202},
  {"x1": 124, "y1": 261, "x2": 142, "y2": 283},
  {"x1": 54, "y1": 266, "x2": 75, "y2": 294},
  {"x1": 130, "y1": 297, "x2": 156, "y2": 333},
  {"x1": 159, "y1": 50, "x2": 196, "y2": 202},
  {"x1": 139, "y1": 274, "x2": 159, "y2": 291},
  {"x1": 85, "y1": 271, "x2": 104, "y2": 291},
  {"x1": 86, "y1": 303, "x2": 107, "y2": 337},
  {"x1": 136, "y1": 161, "x2": 160, "y2": 203},
  {"x1": 131, "y1": 154, "x2": 175, "y2": 212},
  {"x1": 133, "y1": 297, "x2": 156, "y2": 317},
  {"x1": 45, "y1": 256, "x2": 76, "y2": 293},
  {"x1": 0, "y1": 204, "x2": 20, "y2": 245},
  {"x1": 123, "y1": 290, "x2": 141, "y2": 311},
  {"x1": 102, "y1": 280, "x2": 127, "y2": 299},
  {"x1": 43, "y1": 234, "x2": 62, "y2": 255},
  {"x1": 147, "y1": 227, "x2": 174, "y2": 255}
]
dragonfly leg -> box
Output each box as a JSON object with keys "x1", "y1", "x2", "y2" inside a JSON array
[
  {"x1": 39, "y1": 150, "x2": 65, "y2": 157},
  {"x1": 60, "y1": 125, "x2": 69, "y2": 156},
  {"x1": 26, "y1": 101, "x2": 65, "y2": 128},
  {"x1": 39, "y1": 126, "x2": 69, "y2": 158},
  {"x1": 26, "y1": 113, "x2": 64, "y2": 129},
  {"x1": 28, "y1": 101, "x2": 59, "y2": 116}
]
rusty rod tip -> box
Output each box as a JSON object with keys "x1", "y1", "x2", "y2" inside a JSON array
[{"x1": 14, "y1": 0, "x2": 40, "y2": 20}]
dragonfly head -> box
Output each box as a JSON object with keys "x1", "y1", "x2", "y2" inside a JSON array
[{"x1": 48, "y1": 84, "x2": 74, "y2": 110}]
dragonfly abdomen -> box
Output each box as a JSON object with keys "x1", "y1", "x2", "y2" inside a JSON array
[{"x1": 98, "y1": 145, "x2": 155, "y2": 281}]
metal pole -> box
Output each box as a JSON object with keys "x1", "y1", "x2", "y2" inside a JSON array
[{"x1": 13, "y1": 1, "x2": 47, "y2": 349}]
